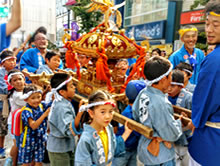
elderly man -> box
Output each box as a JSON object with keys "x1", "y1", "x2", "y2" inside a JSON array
[
  {"x1": 0, "y1": 0, "x2": 21, "y2": 52},
  {"x1": 188, "y1": 1, "x2": 220, "y2": 166},
  {"x1": 20, "y1": 33, "x2": 63, "y2": 73},
  {"x1": 169, "y1": 25, "x2": 204, "y2": 84}
]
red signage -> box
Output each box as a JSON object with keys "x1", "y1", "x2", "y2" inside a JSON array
[{"x1": 180, "y1": 9, "x2": 205, "y2": 25}]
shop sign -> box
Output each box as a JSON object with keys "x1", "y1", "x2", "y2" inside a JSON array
[
  {"x1": 125, "y1": 20, "x2": 166, "y2": 41},
  {"x1": 180, "y1": 9, "x2": 205, "y2": 25}
]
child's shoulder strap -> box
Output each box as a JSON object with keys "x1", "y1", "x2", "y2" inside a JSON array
[
  {"x1": 21, "y1": 106, "x2": 32, "y2": 113},
  {"x1": 39, "y1": 103, "x2": 43, "y2": 110}
]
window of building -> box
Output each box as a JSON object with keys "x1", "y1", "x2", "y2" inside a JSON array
[{"x1": 124, "y1": 0, "x2": 168, "y2": 26}]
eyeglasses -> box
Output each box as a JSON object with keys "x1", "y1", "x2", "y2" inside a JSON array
[{"x1": 35, "y1": 37, "x2": 47, "y2": 41}]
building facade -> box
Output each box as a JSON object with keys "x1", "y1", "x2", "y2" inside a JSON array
[
  {"x1": 180, "y1": 0, "x2": 205, "y2": 31},
  {"x1": 122, "y1": 0, "x2": 207, "y2": 51},
  {"x1": 0, "y1": 0, "x2": 56, "y2": 49},
  {"x1": 124, "y1": 0, "x2": 169, "y2": 45},
  {"x1": 56, "y1": 0, "x2": 77, "y2": 48}
]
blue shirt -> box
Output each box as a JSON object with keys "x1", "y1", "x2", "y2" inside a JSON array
[
  {"x1": 169, "y1": 45, "x2": 204, "y2": 84},
  {"x1": 0, "y1": 23, "x2": 10, "y2": 52},
  {"x1": 36, "y1": 65, "x2": 53, "y2": 74},
  {"x1": 168, "y1": 96, "x2": 178, "y2": 105},
  {"x1": 188, "y1": 44, "x2": 220, "y2": 166},
  {"x1": 116, "y1": 105, "x2": 140, "y2": 150},
  {"x1": 16, "y1": 51, "x2": 23, "y2": 64},
  {"x1": 20, "y1": 48, "x2": 63, "y2": 73},
  {"x1": 20, "y1": 48, "x2": 45, "y2": 73}
]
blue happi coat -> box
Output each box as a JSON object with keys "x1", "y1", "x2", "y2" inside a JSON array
[
  {"x1": 168, "y1": 88, "x2": 192, "y2": 110},
  {"x1": 188, "y1": 44, "x2": 220, "y2": 166},
  {"x1": 75, "y1": 124, "x2": 125, "y2": 166},
  {"x1": 132, "y1": 86, "x2": 182, "y2": 165},
  {"x1": 169, "y1": 45, "x2": 204, "y2": 84},
  {"x1": 20, "y1": 48, "x2": 63, "y2": 73},
  {"x1": 47, "y1": 97, "x2": 81, "y2": 153}
]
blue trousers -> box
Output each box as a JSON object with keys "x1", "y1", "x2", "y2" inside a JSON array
[{"x1": 112, "y1": 149, "x2": 137, "y2": 166}]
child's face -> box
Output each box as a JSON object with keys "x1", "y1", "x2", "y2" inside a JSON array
[
  {"x1": 117, "y1": 61, "x2": 129, "y2": 75},
  {"x1": 25, "y1": 92, "x2": 42, "y2": 108},
  {"x1": 61, "y1": 80, "x2": 75, "y2": 101},
  {"x1": 2, "y1": 57, "x2": 16, "y2": 71},
  {"x1": 10, "y1": 74, "x2": 25, "y2": 92},
  {"x1": 46, "y1": 55, "x2": 60, "y2": 71},
  {"x1": 161, "y1": 72, "x2": 172, "y2": 93},
  {"x1": 77, "y1": 54, "x2": 90, "y2": 67},
  {"x1": 168, "y1": 84, "x2": 182, "y2": 97},
  {"x1": 89, "y1": 101, "x2": 114, "y2": 130}
]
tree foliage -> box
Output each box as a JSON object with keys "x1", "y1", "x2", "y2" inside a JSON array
[
  {"x1": 47, "y1": 40, "x2": 59, "y2": 51},
  {"x1": 190, "y1": 0, "x2": 209, "y2": 10},
  {"x1": 71, "y1": 0, "x2": 103, "y2": 33}
]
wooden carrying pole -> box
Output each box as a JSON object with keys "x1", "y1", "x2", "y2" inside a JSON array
[
  {"x1": 113, "y1": 111, "x2": 153, "y2": 138},
  {"x1": 174, "y1": 113, "x2": 191, "y2": 126},
  {"x1": 173, "y1": 105, "x2": 192, "y2": 118},
  {"x1": 173, "y1": 105, "x2": 192, "y2": 126}
]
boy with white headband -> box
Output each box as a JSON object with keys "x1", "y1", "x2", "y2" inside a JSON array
[
  {"x1": 132, "y1": 56, "x2": 184, "y2": 166},
  {"x1": 167, "y1": 70, "x2": 192, "y2": 166},
  {"x1": 168, "y1": 69, "x2": 192, "y2": 110},
  {"x1": 47, "y1": 73, "x2": 82, "y2": 166},
  {"x1": 175, "y1": 62, "x2": 195, "y2": 94},
  {"x1": 169, "y1": 25, "x2": 204, "y2": 85},
  {"x1": 0, "y1": 50, "x2": 16, "y2": 158},
  {"x1": 5, "y1": 69, "x2": 26, "y2": 165}
]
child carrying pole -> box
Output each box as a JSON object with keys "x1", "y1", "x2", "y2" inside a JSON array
[{"x1": 133, "y1": 56, "x2": 185, "y2": 166}]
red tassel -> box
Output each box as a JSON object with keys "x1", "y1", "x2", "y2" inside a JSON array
[{"x1": 64, "y1": 41, "x2": 81, "y2": 80}]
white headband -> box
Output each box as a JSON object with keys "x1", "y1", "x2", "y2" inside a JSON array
[
  {"x1": 183, "y1": 69, "x2": 192, "y2": 75},
  {"x1": 7, "y1": 72, "x2": 25, "y2": 84},
  {"x1": 79, "y1": 101, "x2": 116, "y2": 112},
  {"x1": 51, "y1": 76, "x2": 72, "y2": 101},
  {"x1": 171, "y1": 82, "x2": 184, "y2": 86},
  {"x1": 21, "y1": 90, "x2": 42, "y2": 100},
  {"x1": 1, "y1": 56, "x2": 16, "y2": 63},
  {"x1": 145, "y1": 64, "x2": 173, "y2": 86}
]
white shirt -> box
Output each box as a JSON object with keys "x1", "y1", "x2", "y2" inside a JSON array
[{"x1": 8, "y1": 91, "x2": 26, "y2": 124}]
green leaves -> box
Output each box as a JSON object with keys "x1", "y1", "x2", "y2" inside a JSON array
[
  {"x1": 190, "y1": 0, "x2": 209, "y2": 10},
  {"x1": 71, "y1": 0, "x2": 103, "y2": 33}
]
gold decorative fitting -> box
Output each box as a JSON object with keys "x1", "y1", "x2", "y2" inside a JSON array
[
  {"x1": 130, "y1": 37, "x2": 135, "y2": 41},
  {"x1": 119, "y1": 29, "x2": 125, "y2": 34},
  {"x1": 111, "y1": 36, "x2": 121, "y2": 46},
  {"x1": 88, "y1": 34, "x2": 98, "y2": 44}
]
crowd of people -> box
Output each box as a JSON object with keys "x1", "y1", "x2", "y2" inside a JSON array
[{"x1": 0, "y1": 0, "x2": 220, "y2": 166}]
